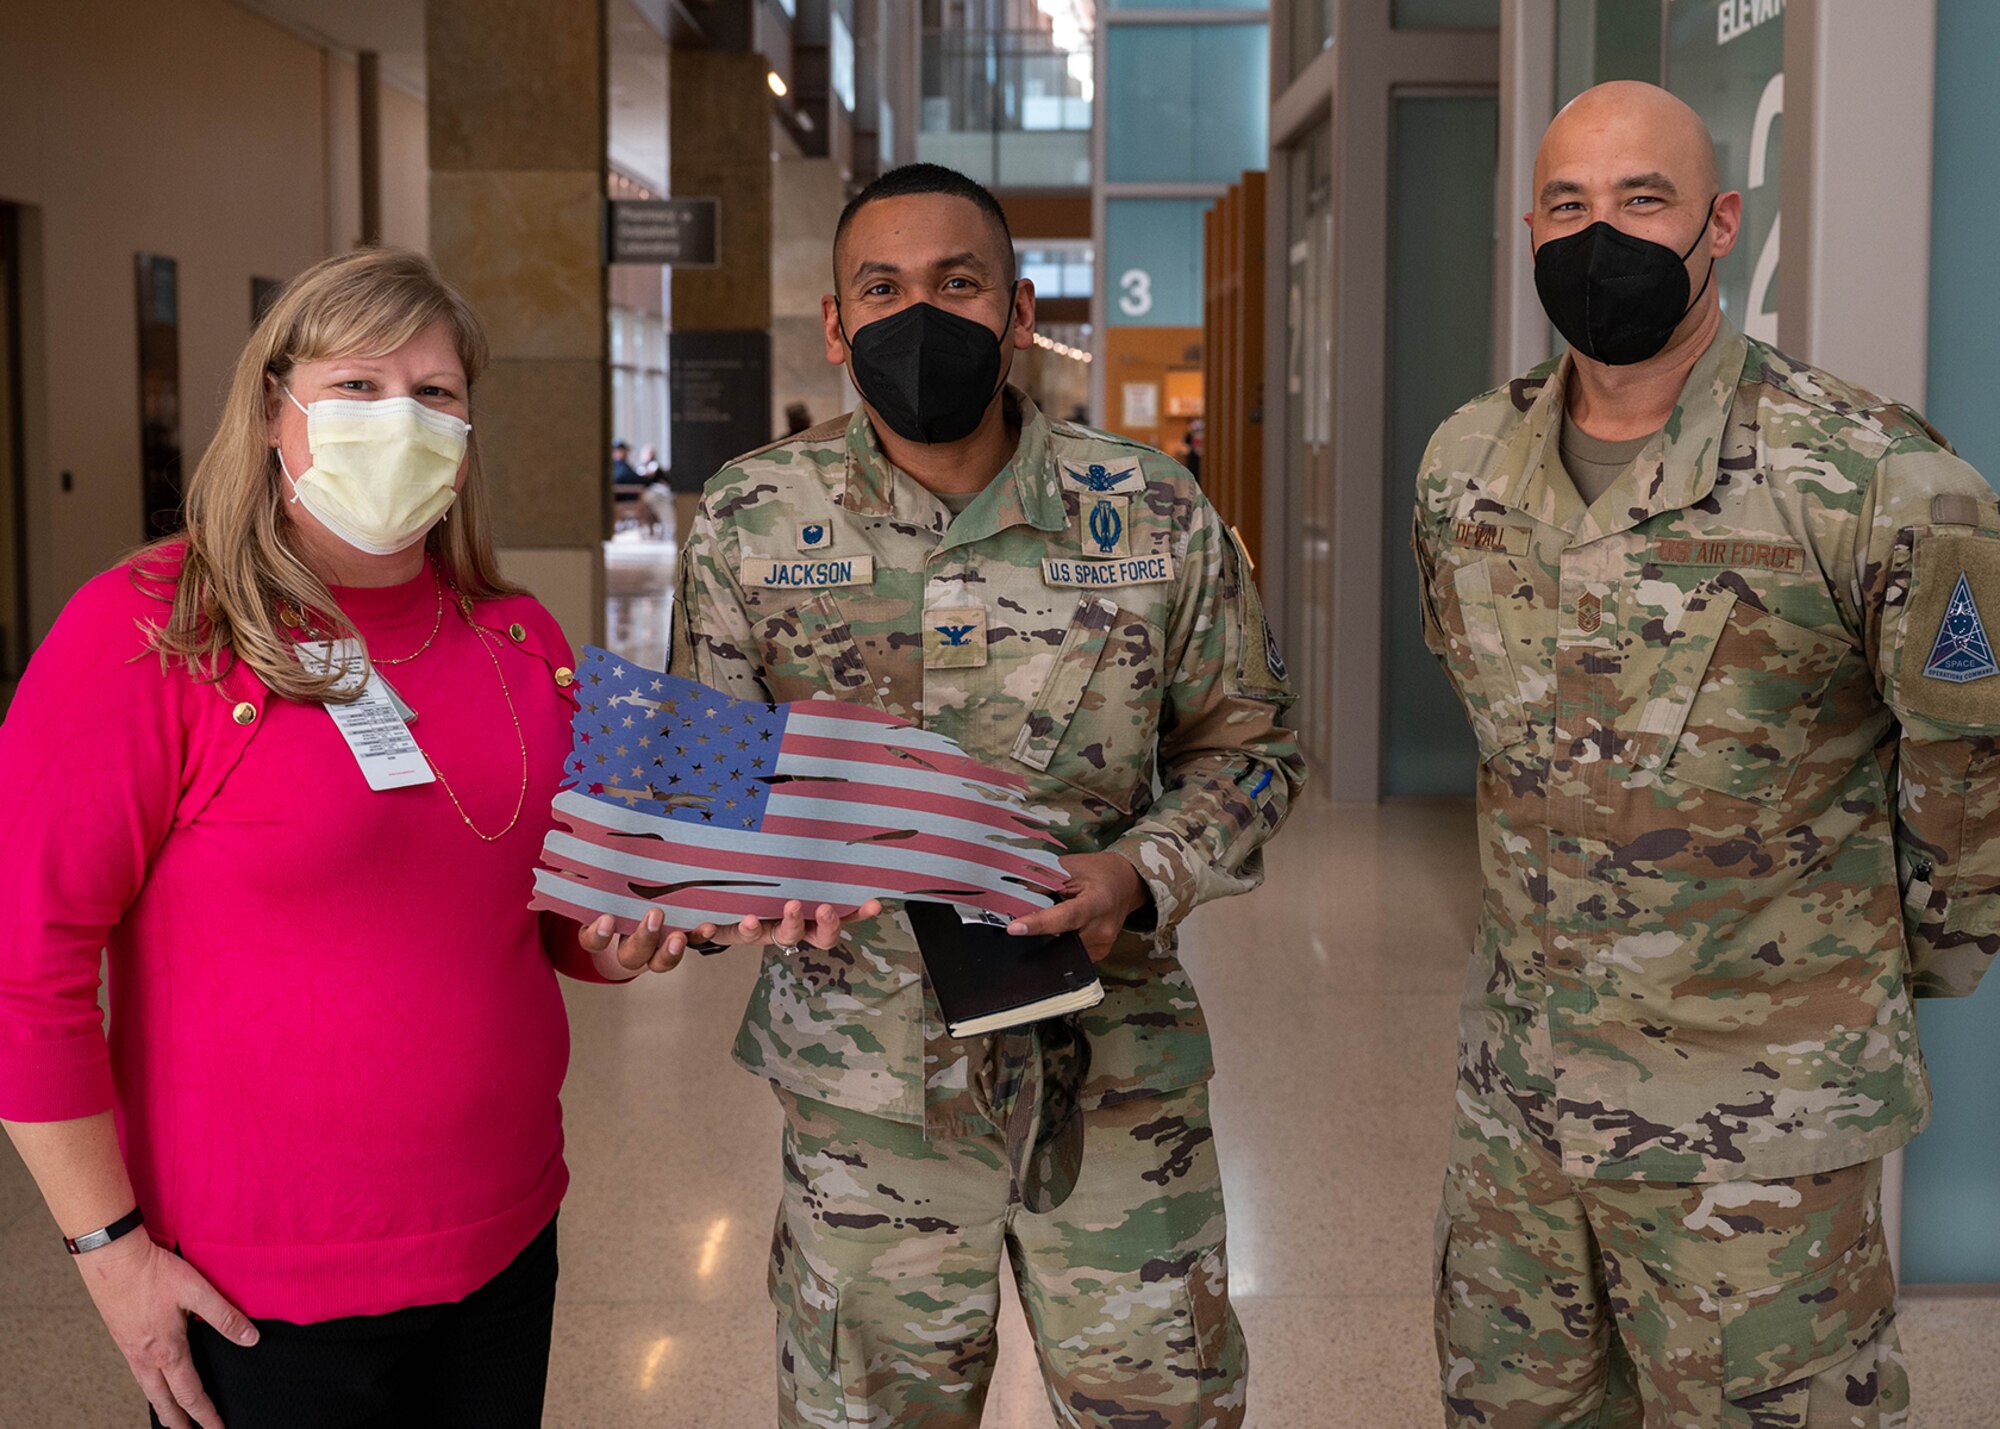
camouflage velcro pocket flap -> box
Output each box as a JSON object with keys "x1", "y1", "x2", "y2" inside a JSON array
[
  {"x1": 1659, "y1": 599, "x2": 1855, "y2": 804},
  {"x1": 1182, "y1": 1242, "x2": 1237, "y2": 1373},
  {"x1": 1629, "y1": 588, "x2": 1736, "y2": 770},
  {"x1": 1011, "y1": 596, "x2": 1119, "y2": 773},
  {"x1": 769, "y1": 1216, "x2": 842, "y2": 1386},
  {"x1": 1225, "y1": 526, "x2": 1289, "y2": 700},
  {"x1": 1890, "y1": 528, "x2": 2000, "y2": 733},
  {"x1": 755, "y1": 593, "x2": 884, "y2": 709},
  {"x1": 1442, "y1": 559, "x2": 1530, "y2": 762},
  {"x1": 1718, "y1": 1219, "x2": 1896, "y2": 1403}
]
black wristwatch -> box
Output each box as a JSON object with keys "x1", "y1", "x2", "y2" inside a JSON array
[{"x1": 64, "y1": 1206, "x2": 145, "y2": 1255}]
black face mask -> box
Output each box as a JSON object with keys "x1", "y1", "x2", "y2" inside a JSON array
[
  {"x1": 842, "y1": 292, "x2": 1013, "y2": 445},
  {"x1": 1533, "y1": 199, "x2": 1717, "y2": 366}
]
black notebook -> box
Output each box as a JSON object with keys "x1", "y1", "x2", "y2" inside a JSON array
[{"x1": 904, "y1": 901, "x2": 1106, "y2": 1038}]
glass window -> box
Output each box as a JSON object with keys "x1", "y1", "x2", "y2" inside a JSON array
[
  {"x1": 1664, "y1": 0, "x2": 1781, "y2": 342},
  {"x1": 918, "y1": 28, "x2": 1093, "y2": 186},
  {"x1": 1392, "y1": 0, "x2": 1500, "y2": 28},
  {"x1": 1382, "y1": 93, "x2": 1498, "y2": 797},
  {"x1": 1105, "y1": 24, "x2": 1269, "y2": 185},
  {"x1": 1107, "y1": 0, "x2": 1266, "y2": 8},
  {"x1": 1555, "y1": 0, "x2": 1664, "y2": 105},
  {"x1": 1021, "y1": 255, "x2": 1065, "y2": 295},
  {"x1": 1284, "y1": 120, "x2": 1335, "y2": 772},
  {"x1": 1290, "y1": 0, "x2": 1334, "y2": 80},
  {"x1": 1019, "y1": 242, "x2": 1095, "y2": 300},
  {"x1": 830, "y1": 13, "x2": 856, "y2": 112},
  {"x1": 1105, "y1": 199, "x2": 1207, "y2": 328}
]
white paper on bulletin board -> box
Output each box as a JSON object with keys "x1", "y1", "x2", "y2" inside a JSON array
[{"x1": 1122, "y1": 382, "x2": 1160, "y2": 427}]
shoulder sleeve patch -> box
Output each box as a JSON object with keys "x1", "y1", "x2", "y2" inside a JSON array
[
  {"x1": 1224, "y1": 526, "x2": 1288, "y2": 700},
  {"x1": 1892, "y1": 528, "x2": 2000, "y2": 731}
]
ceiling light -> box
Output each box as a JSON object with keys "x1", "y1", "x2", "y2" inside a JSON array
[{"x1": 768, "y1": 71, "x2": 788, "y2": 98}]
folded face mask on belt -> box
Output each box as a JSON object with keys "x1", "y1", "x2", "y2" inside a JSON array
[{"x1": 278, "y1": 385, "x2": 470, "y2": 556}]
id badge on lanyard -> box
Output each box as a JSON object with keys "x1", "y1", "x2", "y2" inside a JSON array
[{"x1": 297, "y1": 639, "x2": 436, "y2": 791}]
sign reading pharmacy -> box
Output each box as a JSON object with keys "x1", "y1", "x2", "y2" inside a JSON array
[{"x1": 606, "y1": 198, "x2": 720, "y2": 266}]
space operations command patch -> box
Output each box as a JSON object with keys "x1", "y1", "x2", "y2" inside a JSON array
[{"x1": 1923, "y1": 572, "x2": 2000, "y2": 683}]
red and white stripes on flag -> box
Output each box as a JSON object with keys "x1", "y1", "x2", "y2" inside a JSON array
[{"x1": 528, "y1": 649, "x2": 1068, "y2": 933}]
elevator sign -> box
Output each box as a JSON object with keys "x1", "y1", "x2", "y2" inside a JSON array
[{"x1": 606, "y1": 198, "x2": 720, "y2": 267}]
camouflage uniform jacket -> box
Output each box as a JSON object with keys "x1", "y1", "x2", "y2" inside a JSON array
[
  {"x1": 673, "y1": 388, "x2": 1304, "y2": 1134},
  {"x1": 1414, "y1": 320, "x2": 2000, "y2": 1184}
]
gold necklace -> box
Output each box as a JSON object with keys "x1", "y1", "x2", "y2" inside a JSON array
[
  {"x1": 372, "y1": 568, "x2": 445, "y2": 666},
  {"x1": 278, "y1": 564, "x2": 444, "y2": 667},
  {"x1": 410, "y1": 596, "x2": 529, "y2": 842}
]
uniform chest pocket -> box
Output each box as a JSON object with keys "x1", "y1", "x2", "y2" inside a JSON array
[
  {"x1": 1430, "y1": 557, "x2": 1532, "y2": 763},
  {"x1": 1010, "y1": 595, "x2": 1162, "y2": 814},
  {"x1": 753, "y1": 594, "x2": 884, "y2": 708},
  {"x1": 1660, "y1": 596, "x2": 1854, "y2": 805}
]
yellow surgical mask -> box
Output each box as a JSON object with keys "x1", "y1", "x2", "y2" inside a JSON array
[{"x1": 279, "y1": 386, "x2": 470, "y2": 556}]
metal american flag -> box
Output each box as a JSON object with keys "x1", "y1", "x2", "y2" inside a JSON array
[{"x1": 529, "y1": 647, "x2": 1069, "y2": 932}]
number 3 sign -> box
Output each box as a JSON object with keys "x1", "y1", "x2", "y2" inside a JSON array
[{"x1": 1118, "y1": 268, "x2": 1153, "y2": 318}]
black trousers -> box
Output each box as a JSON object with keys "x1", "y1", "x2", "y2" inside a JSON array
[{"x1": 149, "y1": 1215, "x2": 558, "y2": 1429}]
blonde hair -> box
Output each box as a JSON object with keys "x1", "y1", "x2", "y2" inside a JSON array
[{"x1": 137, "y1": 247, "x2": 521, "y2": 703}]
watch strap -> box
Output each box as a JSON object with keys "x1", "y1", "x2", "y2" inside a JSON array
[{"x1": 64, "y1": 1206, "x2": 145, "y2": 1255}]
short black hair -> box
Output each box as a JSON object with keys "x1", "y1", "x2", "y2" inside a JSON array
[{"x1": 833, "y1": 163, "x2": 1016, "y2": 287}]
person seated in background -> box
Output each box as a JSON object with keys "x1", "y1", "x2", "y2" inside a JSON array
[
  {"x1": 640, "y1": 463, "x2": 676, "y2": 543},
  {"x1": 609, "y1": 439, "x2": 640, "y2": 487},
  {"x1": 783, "y1": 401, "x2": 814, "y2": 436}
]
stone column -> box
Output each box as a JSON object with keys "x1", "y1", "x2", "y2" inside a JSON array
[
  {"x1": 426, "y1": 0, "x2": 607, "y2": 645},
  {"x1": 772, "y1": 154, "x2": 853, "y2": 443},
  {"x1": 665, "y1": 49, "x2": 773, "y2": 540}
]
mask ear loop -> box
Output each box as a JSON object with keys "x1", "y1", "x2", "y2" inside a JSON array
[
  {"x1": 1673, "y1": 195, "x2": 1721, "y2": 324},
  {"x1": 991, "y1": 278, "x2": 1024, "y2": 405},
  {"x1": 274, "y1": 383, "x2": 309, "y2": 504}
]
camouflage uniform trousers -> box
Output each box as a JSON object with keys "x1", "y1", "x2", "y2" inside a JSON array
[
  {"x1": 768, "y1": 1082, "x2": 1247, "y2": 1428},
  {"x1": 1434, "y1": 1085, "x2": 1908, "y2": 1428}
]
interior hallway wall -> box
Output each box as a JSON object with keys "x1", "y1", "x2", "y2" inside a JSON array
[
  {"x1": 322, "y1": 53, "x2": 431, "y2": 256},
  {"x1": 0, "y1": 0, "x2": 428, "y2": 640}
]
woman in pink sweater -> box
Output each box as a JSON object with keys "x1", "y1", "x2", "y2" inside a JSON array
[{"x1": 0, "y1": 249, "x2": 701, "y2": 1429}]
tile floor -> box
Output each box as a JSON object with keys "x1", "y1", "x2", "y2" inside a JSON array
[{"x1": 3, "y1": 573, "x2": 1996, "y2": 1426}]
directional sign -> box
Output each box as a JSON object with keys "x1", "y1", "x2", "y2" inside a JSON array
[{"x1": 606, "y1": 198, "x2": 720, "y2": 267}]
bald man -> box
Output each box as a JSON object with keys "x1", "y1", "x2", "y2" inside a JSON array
[{"x1": 1414, "y1": 81, "x2": 1998, "y2": 1426}]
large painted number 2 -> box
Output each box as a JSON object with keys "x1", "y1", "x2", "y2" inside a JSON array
[
  {"x1": 1745, "y1": 72, "x2": 1782, "y2": 344},
  {"x1": 1118, "y1": 268, "x2": 1153, "y2": 319}
]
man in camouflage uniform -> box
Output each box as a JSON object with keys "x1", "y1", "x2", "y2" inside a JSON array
[
  {"x1": 671, "y1": 163, "x2": 1303, "y2": 1426},
  {"x1": 1416, "y1": 82, "x2": 1996, "y2": 1426}
]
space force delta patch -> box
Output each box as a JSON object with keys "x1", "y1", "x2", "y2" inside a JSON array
[
  {"x1": 1922, "y1": 571, "x2": 2000, "y2": 683},
  {"x1": 1042, "y1": 555, "x2": 1176, "y2": 588}
]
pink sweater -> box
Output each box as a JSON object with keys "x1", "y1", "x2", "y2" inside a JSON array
[{"x1": 0, "y1": 551, "x2": 606, "y2": 1322}]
